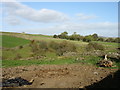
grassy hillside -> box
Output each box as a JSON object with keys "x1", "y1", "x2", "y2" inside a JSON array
[
  {"x1": 1, "y1": 32, "x2": 120, "y2": 69},
  {"x1": 2, "y1": 35, "x2": 30, "y2": 48}
]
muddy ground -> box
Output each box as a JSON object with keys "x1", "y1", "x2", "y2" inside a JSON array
[{"x1": 2, "y1": 64, "x2": 118, "y2": 88}]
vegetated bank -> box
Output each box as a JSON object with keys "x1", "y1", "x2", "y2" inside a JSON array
[{"x1": 1, "y1": 32, "x2": 120, "y2": 69}]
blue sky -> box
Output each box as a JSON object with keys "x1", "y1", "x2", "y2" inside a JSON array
[
  {"x1": 22, "y1": 2, "x2": 117, "y2": 22},
  {"x1": 1, "y1": 1, "x2": 118, "y2": 37}
]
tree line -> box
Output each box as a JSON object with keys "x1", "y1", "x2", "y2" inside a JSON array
[{"x1": 53, "y1": 31, "x2": 120, "y2": 43}]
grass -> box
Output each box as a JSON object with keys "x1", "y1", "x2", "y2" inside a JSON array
[
  {"x1": 92, "y1": 41, "x2": 119, "y2": 53},
  {"x1": 2, "y1": 55, "x2": 120, "y2": 69},
  {"x1": 2, "y1": 35, "x2": 30, "y2": 48},
  {"x1": 2, "y1": 58, "x2": 75, "y2": 68},
  {"x1": 30, "y1": 34, "x2": 52, "y2": 38},
  {"x1": 93, "y1": 41, "x2": 118, "y2": 48},
  {"x1": 2, "y1": 45, "x2": 33, "y2": 60},
  {"x1": 1, "y1": 32, "x2": 119, "y2": 69}
]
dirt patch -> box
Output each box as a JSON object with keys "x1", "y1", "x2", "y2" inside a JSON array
[{"x1": 2, "y1": 64, "x2": 118, "y2": 88}]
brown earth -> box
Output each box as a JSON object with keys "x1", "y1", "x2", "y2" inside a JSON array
[{"x1": 2, "y1": 64, "x2": 118, "y2": 88}]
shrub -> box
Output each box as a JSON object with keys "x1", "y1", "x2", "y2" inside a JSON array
[
  {"x1": 86, "y1": 42, "x2": 105, "y2": 51},
  {"x1": 83, "y1": 36, "x2": 94, "y2": 42},
  {"x1": 29, "y1": 40, "x2": 77, "y2": 56},
  {"x1": 56, "y1": 41, "x2": 76, "y2": 56},
  {"x1": 97, "y1": 37, "x2": 104, "y2": 41},
  {"x1": 29, "y1": 40, "x2": 39, "y2": 53},
  {"x1": 39, "y1": 41, "x2": 48, "y2": 51},
  {"x1": 49, "y1": 41, "x2": 76, "y2": 56},
  {"x1": 114, "y1": 38, "x2": 120, "y2": 43},
  {"x1": 19, "y1": 45, "x2": 23, "y2": 49},
  {"x1": 49, "y1": 41, "x2": 59, "y2": 50},
  {"x1": 105, "y1": 38, "x2": 115, "y2": 42},
  {"x1": 29, "y1": 40, "x2": 46, "y2": 56},
  {"x1": 53, "y1": 35, "x2": 58, "y2": 38}
]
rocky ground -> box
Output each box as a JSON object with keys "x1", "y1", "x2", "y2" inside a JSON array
[{"x1": 2, "y1": 64, "x2": 119, "y2": 88}]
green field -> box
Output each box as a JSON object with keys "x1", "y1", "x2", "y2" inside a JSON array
[
  {"x1": 2, "y1": 35, "x2": 30, "y2": 48},
  {"x1": 1, "y1": 32, "x2": 120, "y2": 69},
  {"x1": 2, "y1": 56, "x2": 120, "y2": 69}
]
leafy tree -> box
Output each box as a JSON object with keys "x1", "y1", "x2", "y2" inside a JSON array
[
  {"x1": 97, "y1": 37, "x2": 104, "y2": 41},
  {"x1": 60, "y1": 31, "x2": 68, "y2": 39},
  {"x1": 53, "y1": 34, "x2": 58, "y2": 38},
  {"x1": 92, "y1": 33, "x2": 98, "y2": 41},
  {"x1": 105, "y1": 38, "x2": 115, "y2": 42},
  {"x1": 83, "y1": 35, "x2": 94, "y2": 42},
  {"x1": 69, "y1": 32, "x2": 83, "y2": 41}
]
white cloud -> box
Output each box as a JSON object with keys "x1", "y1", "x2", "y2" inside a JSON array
[
  {"x1": 4, "y1": 16, "x2": 22, "y2": 25},
  {"x1": 3, "y1": 0, "x2": 69, "y2": 24},
  {"x1": 76, "y1": 13, "x2": 97, "y2": 20},
  {"x1": 12, "y1": 22, "x2": 117, "y2": 37},
  {"x1": 2, "y1": 0, "x2": 118, "y2": 37}
]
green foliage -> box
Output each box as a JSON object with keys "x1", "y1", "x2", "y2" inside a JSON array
[
  {"x1": 19, "y1": 45, "x2": 23, "y2": 49},
  {"x1": 114, "y1": 38, "x2": 120, "y2": 43},
  {"x1": 49, "y1": 40, "x2": 76, "y2": 56},
  {"x1": 59, "y1": 31, "x2": 68, "y2": 39},
  {"x1": 53, "y1": 32, "x2": 118, "y2": 43},
  {"x1": 2, "y1": 35, "x2": 30, "y2": 48},
  {"x1": 69, "y1": 32, "x2": 83, "y2": 41},
  {"x1": 92, "y1": 33, "x2": 98, "y2": 40},
  {"x1": 105, "y1": 38, "x2": 115, "y2": 42},
  {"x1": 86, "y1": 42, "x2": 105, "y2": 51},
  {"x1": 97, "y1": 37, "x2": 104, "y2": 41},
  {"x1": 49, "y1": 41, "x2": 59, "y2": 50},
  {"x1": 53, "y1": 34, "x2": 58, "y2": 38},
  {"x1": 39, "y1": 41, "x2": 48, "y2": 51},
  {"x1": 30, "y1": 40, "x2": 48, "y2": 56},
  {"x1": 56, "y1": 41, "x2": 76, "y2": 56},
  {"x1": 83, "y1": 35, "x2": 93, "y2": 42},
  {"x1": 2, "y1": 32, "x2": 119, "y2": 69}
]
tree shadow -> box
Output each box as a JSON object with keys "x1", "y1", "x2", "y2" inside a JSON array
[{"x1": 85, "y1": 70, "x2": 120, "y2": 88}]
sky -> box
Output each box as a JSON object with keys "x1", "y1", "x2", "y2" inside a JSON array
[{"x1": 1, "y1": 0, "x2": 118, "y2": 37}]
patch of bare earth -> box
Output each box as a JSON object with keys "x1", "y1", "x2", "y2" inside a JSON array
[{"x1": 2, "y1": 64, "x2": 118, "y2": 88}]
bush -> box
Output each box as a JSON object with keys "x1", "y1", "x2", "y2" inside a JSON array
[
  {"x1": 29, "y1": 40, "x2": 47, "y2": 56},
  {"x1": 49, "y1": 41, "x2": 59, "y2": 50},
  {"x1": 56, "y1": 41, "x2": 76, "y2": 56},
  {"x1": 29, "y1": 40, "x2": 39, "y2": 53},
  {"x1": 53, "y1": 35, "x2": 58, "y2": 38},
  {"x1": 39, "y1": 41, "x2": 48, "y2": 51},
  {"x1": 83, "y1": 36, "x2": 94, "y2": 42},
  {"x1": 49, "y1": 41, "x2": 76, "y2": 56},
  {"x1": 29, "y1": 40, "x2": 77, "y2": 56},
  {"x1": 19, "y1": 45, "x2": 23, "y2": 49},
  {"x1": 105, "y1": 38, "x2": 115, "y2": 42},
  {"x1": 114, "y1": 38, "x2": 120, "y2": 43},
  {"x1": 97, "y1": 37, "x2": 104, "y2": 41},
  {"x1": 86, "y1": 42, "x2": 105, "y2": 51}
]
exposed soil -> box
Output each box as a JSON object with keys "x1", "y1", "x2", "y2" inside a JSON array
[{"x1": 2, "y1": 64, "x2": 118, "y2": 88}]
